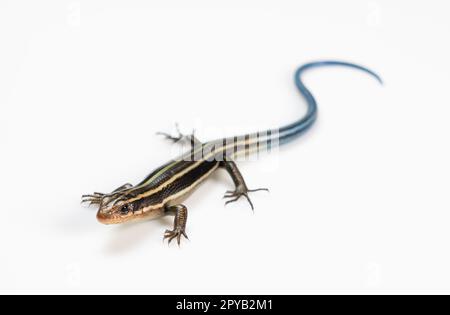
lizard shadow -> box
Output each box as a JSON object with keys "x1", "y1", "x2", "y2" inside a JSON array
[{"x1": 102, "y1": 216, "x2": 172, "y2": 255}]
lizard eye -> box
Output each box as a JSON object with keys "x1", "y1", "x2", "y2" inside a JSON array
[{"x1": 120, "y1": 204, "x2": 130, "y2": 215}]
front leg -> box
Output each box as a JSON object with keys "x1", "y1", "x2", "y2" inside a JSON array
[
  {"x1": 81, "y1": 183, "x2": 133, "y2": 207},
  {"x1": 163, "y1": 204, "x2": 189, "y2": 245},
  {"x1": 220, "y1": 160, "x2": 269, "y2": 210}
]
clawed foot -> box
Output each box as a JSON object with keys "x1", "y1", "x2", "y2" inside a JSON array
[
  {"x1": 156, "y1": 123, "x2": 198, "y2": 145},
  {"x1": 157, "y1": 123, "x2": 188, "y2": 142},
  {"x1": 163, "y1": 227, "x2": 189, "y2": 246},
  {"x1": 81, "y1": 183, "x2": 133, "y2": 208},
  {"x1": 81, "y1": 192, "x2": 105, "y2": 206},
  {"x1": 223, "y1": 185, "x2": 269, "y2": 210}
]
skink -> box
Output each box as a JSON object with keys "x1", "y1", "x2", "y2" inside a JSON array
[{"x1": 82, "y1": 61, "x2": 382, "y2": 245}]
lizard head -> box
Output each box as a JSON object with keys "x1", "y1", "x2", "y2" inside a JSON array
[
  {"x1": 96, "y1": 200, "x2": 137, "y2": 225},
  {"x1": 83, "y1": 187, "x2": 164, "y2": 225}
]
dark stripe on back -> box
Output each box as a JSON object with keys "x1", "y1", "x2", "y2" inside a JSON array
[
  {"x1": 244, "y1": 134, "x2": 250, "y2": 159},
  {"x1": 136, "y1": 160, "x2": 219, "y2": 208},
  {"x1": 256, "y1": 131, "x2": 260, "y2": 158},
  {"x1": 134, "y1": 160, "x2": 196, "y2": 194}
]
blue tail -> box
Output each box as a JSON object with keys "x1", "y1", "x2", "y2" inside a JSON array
[{"x1": 278, "y1": 61, "x2": 383, "y2": 144}]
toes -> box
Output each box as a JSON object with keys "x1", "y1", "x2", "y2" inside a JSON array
[
  {"x1": 163, "y1": 230, "x2": 172, "y2": 242},
  {"x1": 223, "y1": 186, "x2": 268, "y2": 210},
  {"x1": 81, "y1": 192, "x2": 105, "y2": 198},
  {"x1": 156, "y1": 132, "x2": 180, "y2": 142},
  {"x1": 81, "y1": 197, "x2": 101, "y2": 205},
  {"x1": 163, "y1": 229, "x2": 172, "y2": 238},
  {"x1": 82, "y1": 196, "x2": 100, "y2": 201},
  {"x1": 82, "y1": 195, "x2": 100, "y2": 200},
  {"x1": 163, "y1": 230, "x2": 174, "y2": 241},
  {"x1": 224, "y1": 196, "x2": 240, "y2": 206},
  {"x1": 243, "y1": 194, "x2": 254, "y2": 210},
  {"x1": 163, "y1": 229, "x2": 188, "y2": 246},
  {"x1": 248, "y1": 188, "x2": 269, "y2": 193},
  {"x1": 168, "y1": 234, "x2": 177, "y2": 244},
  {"x1": 81, "y1": 192, "x2": 106, "y2": 206}
]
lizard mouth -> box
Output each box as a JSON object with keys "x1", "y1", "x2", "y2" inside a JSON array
[{"x1": 96, "y1": 210, "x2": 118, "y2": 225}]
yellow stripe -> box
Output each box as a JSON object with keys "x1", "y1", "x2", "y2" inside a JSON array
[
  {"x1": 129, "y1": 133, "x2": 274, "y2": 203},
  {"x1": 137, "y1": 160, "x2": 179, "y2": 187},
  {"x1": 140, "y1": 162, "x2": 219, "y2": 212}
]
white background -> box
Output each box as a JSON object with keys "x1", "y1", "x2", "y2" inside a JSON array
[{"x1": 1, "y1": 0, "x2": 450, "y2": 294}]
